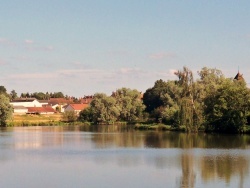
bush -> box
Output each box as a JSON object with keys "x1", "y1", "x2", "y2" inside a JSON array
[{"x1": 62, "y1": 111, "x2": 77, "y2": 122}]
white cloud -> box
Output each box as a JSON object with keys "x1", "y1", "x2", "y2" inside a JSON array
[
  {"x1": 0, "y1": 38, "x2": 7, "y2": 43},
  {"x1": 0, "y1": 38, "x2": 16, "y2": 47},
  {"x1": 169, "y1": 69, "x2": 178, "y2": 75},
  {"x1": 149, "y1": 52, "x2": 177, "y2": 60},
  {"x1": 5, "y1": 68, "x2": 181, "y2": 96},
  {"x1": 24, "y1": 40, "x2": 34, "y2": 44},
  {"x1": 119, "y1": 67, "x2": 141, "y2": 74},
  {"x1": 8, "y1": 73, "x2": 56, "y2": 79},
  {"x1": 0, "y1": 59, "x2": 7, "y2": 65},
  {"x1": 44, "y1": 46, "x2": 54, "y2": 51}
]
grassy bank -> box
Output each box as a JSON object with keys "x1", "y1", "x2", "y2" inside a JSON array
[{"x1": 7, "y1": 114, "x2": 64, "y2": 127}]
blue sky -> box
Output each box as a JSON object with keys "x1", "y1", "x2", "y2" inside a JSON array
[{"x1": 1, "y1": 0, "x2": 250, "y2": 97}]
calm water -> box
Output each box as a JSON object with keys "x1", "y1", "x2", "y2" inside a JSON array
[{"x1": 0, "y1": 125, "x2": 250, "y2": 188}]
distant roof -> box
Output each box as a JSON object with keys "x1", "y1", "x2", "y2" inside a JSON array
[{"x1": 48, "y1": 98, "x2": 72, "y2": 105}]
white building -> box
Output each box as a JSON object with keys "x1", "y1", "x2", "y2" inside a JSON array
[
  {"x1": 10, "y1": 98, "x2": 43, "y2": 107},
  {"x1": 13, "y1": 106, "x2": 28, "y2": 114}
]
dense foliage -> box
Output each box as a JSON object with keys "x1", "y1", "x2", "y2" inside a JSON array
[
  {"x1": 79, "y1": 88, "x2": 145, "y2": 124},
  {"x1": 20, "y1": 91, "x2": 65, "y2": 100},
  {"x1": 143, "y1": 67, "x2": 250, "y2": 133}
]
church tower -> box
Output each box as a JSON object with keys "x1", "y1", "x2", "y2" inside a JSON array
[{"x1": 234, "y1": 70, "x2": 244, "y2": 81}]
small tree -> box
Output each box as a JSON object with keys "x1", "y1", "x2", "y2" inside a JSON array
[
  {"x1": 62, "y1": 111, "x2": 77, "y2": 122},
  {"x1": 78, "y1": 107, "x2": 93, "y2": 122}
]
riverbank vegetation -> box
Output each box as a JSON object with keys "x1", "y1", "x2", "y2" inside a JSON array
[
  {"x1": 1, "y1": 66, "x2": 250, "y2": 134},
  {"x1": 78, "y1": 67, "x2": 250, "y2": 134}
]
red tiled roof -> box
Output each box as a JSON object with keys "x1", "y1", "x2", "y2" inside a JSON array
[
  {"x1": 69, "y1": 104, "x2": 89, "y2": 111},
  {"x1": 27, "y1": 107, "x2": 56, "y2": 113}
]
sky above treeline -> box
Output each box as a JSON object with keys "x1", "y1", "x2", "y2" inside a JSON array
[{"x1": 1, "y1": 1, "x2": 250, "y2": 97}]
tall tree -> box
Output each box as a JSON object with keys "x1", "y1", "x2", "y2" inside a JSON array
[
  {"x1": 0, "y1": 94, "x2": 13, "y2": 126},
  {"x1": 175, "y1": 67, "x2": 201, "y2": 132}
]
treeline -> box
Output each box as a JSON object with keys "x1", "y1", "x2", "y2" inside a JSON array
[
  {"x1": 1, "y1": 66, "x2": 250, "y2": 133},
  {"x1": 8, "y1": 90, "x2": 81, "y2": 102},
  {"x1": 78, "y1": 67, "x2": 250, "y2": 133}
]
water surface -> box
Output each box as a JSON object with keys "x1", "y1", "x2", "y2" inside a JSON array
[{"x1": 0, "y1": 125, "x2": 249, "y2": 188}]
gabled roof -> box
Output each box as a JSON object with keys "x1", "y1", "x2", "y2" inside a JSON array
[{"x1": 67, "y1": 104, "x2": 89, "y2": 111}]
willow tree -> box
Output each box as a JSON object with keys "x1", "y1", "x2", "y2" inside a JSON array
[{"x1": 175, "y1": 67, "x2": 202, "y2": 132}]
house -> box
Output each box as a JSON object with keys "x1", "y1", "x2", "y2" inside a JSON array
[
  {"x1": 64, "y1": 104, "x2": 89, "y2": 114},
  {"x1": 48, "y1": 98, "x2": 72, "y2": 112},
  {"x1": 10, "y1": 98, "x2": 43, "y2": 107}
]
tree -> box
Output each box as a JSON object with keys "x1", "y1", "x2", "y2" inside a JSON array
[
  {"x1": 143, "y1": 80, "x2": 180, "y2": 124},
  {"x1": 52, "y1": 92, "x2": 64, "y2": 98},
  {"x1": 175, "y1": 67, "x2": 202, "y2": 132},
  {"x1": 204, "y1": 79, "x2": 250, "y2": 133},
  {"x1": 10, "y1": 90, "x2": 18, "y2": 100},
  {"x1": 143, "y1": 79, "x2": 169, "y2": 113},
  {"x1": 113, "y1": 88, "x2": 145, "y2": 122},
  {"x1": 31, "y1": 92, "x2": 46, "y2": 100},
  {"x1": 0, "y1": 86, "x2": 7, "y2": 95},
  {"x1": 90, "y1": 93, "x2": 120, "y2": 124},
  {"x1": 78, "y1": 107, "x2": 94, "y2": 122},
  {"x1": 0, "y1": 94, "x2": 13, "y2": 126},
  {"x1": 62, "y1": 111, "x2": 77, "y2": 122}
]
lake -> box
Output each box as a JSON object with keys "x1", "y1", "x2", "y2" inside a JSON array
[{"x1": 0, "y1": 125, "x2": 249, "y2": 188}]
